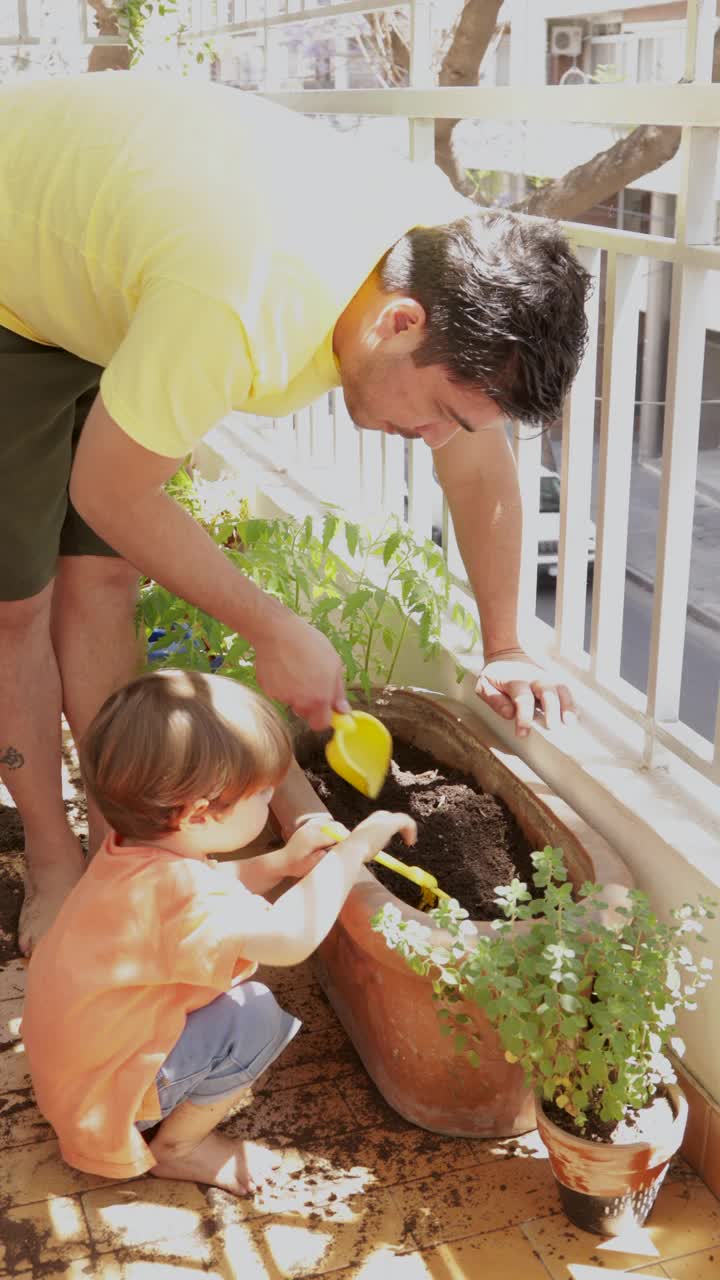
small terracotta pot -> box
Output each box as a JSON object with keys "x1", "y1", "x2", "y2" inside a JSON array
[
  {"x1": 272, "y1": 688, "x2": 634, "y2": 1139},
  {"x1": 536, "y1": 1086, "x2": 688, "y2": 1236}
]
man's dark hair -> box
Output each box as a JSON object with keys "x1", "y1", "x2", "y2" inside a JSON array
[{"x1": 379, "y1": 208, "x2": 592, "y2": 428}]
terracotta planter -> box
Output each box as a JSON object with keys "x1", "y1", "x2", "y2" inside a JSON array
[
  {"x1": 536, "y1": 1086, "x2": 688, "y2": 1236},
  {"x1": 271, "y1": 687, "x2": 634, "y2": 1139}
]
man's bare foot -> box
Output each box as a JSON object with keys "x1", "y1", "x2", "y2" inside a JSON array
[
  {"x1": 149, "y1": 1131, "x2": 279, "y2": 1196},
  {"x1": 19, "y1": 839, "x2": 86, "y2": 956}
]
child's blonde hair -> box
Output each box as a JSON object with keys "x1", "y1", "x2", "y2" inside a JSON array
[{"x1": 81, "y1": 670, "x2": 292, "y2": 842}]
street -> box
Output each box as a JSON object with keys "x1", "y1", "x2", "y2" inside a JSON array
[{"x1": 536, "y1": 577, "x2": 720, "y2": 741}]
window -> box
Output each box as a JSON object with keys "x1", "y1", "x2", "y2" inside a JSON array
[{"x1": 637, "y1": 33, "x2": 685, "y2": 84}]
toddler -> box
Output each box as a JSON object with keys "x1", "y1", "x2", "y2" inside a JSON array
[{"x1": 22, "y1": 669, "x2": 415, "y2": 1196}]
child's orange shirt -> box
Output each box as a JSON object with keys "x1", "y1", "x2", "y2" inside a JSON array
[{"x1": 22, "y1": 832, "x2": 268, "y2": 1179}]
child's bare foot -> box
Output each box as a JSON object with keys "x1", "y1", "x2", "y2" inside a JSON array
[{"x1": 148, "y1": 1131, "x2": 279, "y2": 1196}]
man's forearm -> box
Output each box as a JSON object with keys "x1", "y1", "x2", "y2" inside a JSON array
[
  {"x1": 449, "y1": 482, "x2": 522, "y2": 656},
  {"x1": 434, "y1": 427, "x2": 523, "y2": 658}
]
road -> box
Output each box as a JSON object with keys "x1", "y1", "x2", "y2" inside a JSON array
[{"x1": 536, "y1": 577, "x2": 720, "y2": 741}]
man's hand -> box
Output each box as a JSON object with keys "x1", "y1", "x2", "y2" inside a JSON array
[
  {"x1": 253, "y1": 608, "x2": 350, "y2": 730},
  {"x1": 476, "y1": 648, "x2": 576, "y2": 738},
  {"x1": 280, "y1": 817, "x2": 340, "y2": 879}
]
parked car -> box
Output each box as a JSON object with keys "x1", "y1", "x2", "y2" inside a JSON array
[
  {"x1": 536, "y1": 467, "x2": 596, "y2": 580},
  {"x1": 430, "y1": 465, "x2": 595, "y2": 580}
]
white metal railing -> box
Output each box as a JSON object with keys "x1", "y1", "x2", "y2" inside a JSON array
[
  {"x1": 189, "y1": 0, "x2": 720, "y2": 789},
  {"x1": 4, "y1": 0, "x2": 720, "y2": 792}
]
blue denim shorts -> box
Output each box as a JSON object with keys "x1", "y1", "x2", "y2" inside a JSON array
[{"x1": 135, "y1": 981, "x2": 300, "y2": 1131}]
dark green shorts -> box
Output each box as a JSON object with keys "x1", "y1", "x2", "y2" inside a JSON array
[{"x1": 0, "y1": 325, "x2": 119, "y2": 602}]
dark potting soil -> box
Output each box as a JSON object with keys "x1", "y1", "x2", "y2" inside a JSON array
[
  {"x1": 543, "y1": 1086, "x2": 673, "y2": 1146},
  {"x1": 302, "y1": 736, "x2": 535, "y2": 920}
]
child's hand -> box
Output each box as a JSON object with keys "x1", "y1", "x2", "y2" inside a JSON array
[
  {"x1": 349, "y1": 810, "x2": 417, "y2": 862},
  {"x1": 280, "y1": 818, "x2": 341, "y2": 879}
]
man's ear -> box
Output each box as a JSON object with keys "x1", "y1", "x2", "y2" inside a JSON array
[
  {"x1": 176, "y1": 798, "x2": 211, "y2": 829},
  {"x1": 374, "y1": 296, "x2": 427, "y2": 347}
]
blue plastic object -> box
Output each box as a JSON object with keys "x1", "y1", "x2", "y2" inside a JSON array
[{"x1": 147, "y1": 625, "x2": 223, "y2": 671}]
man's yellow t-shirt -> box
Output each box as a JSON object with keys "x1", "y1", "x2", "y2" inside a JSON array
[{"x1": 0, "y1": 73, "x2": 467, "y2": 458}]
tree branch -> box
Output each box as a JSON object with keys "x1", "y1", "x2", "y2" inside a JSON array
[{"x1": 514, "y1": 124, "x2": 681, "y2": 220}]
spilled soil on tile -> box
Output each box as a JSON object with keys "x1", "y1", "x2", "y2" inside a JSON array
[
  {"x1": 0, "y1": 842, "x2": 23, "y2": 964},
  {"x1": 301, "y1": 737, "x2": 535, "y2": 919}
]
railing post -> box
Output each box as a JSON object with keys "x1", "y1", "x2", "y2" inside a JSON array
[
  {"x1": 645, "y1": 0, "x2": 719, "y2": 764},
  {"x1": 590, "y1": 253, "x2": 643, "y2": 689}
]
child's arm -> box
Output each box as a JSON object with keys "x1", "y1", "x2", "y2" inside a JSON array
[
  {"x1": 214, "y1": 818, "x2": 336, "y2": 895},
  {"x1": 233, "y1": 811, "x2": 416, "y2": 967}
]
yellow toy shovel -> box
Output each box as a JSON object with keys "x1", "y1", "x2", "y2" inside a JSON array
[
  {"x1": 320, "y1": 820, "x2": 450, "y2": 909},
  {"x1": 326, "y1": 711, "x2": 393, "y2": 800}
]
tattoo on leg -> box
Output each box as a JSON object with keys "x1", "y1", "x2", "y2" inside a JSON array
[{"x1": 0, "y1": 746, "x2": 24, "y2": 770}]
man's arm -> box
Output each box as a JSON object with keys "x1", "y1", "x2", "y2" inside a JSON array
[
  {"x1": 69, "y1": 394, "x2": 348, "y2": 728},
  {"x1": 433, "y1": 423, "x2": 522, "y2": 657},
  {"x1": 433, "y1": 424, "x2": 574, "y2": 735}
]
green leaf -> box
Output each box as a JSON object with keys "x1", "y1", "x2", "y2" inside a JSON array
[
  {"x1": 345, "y1": 523, "x2": 360, "y2": 558},
  {"x1": 342, "y1": 588, "x2": 374, "y2": 619},
  {"x1": 322, "y1": 514, "x2": 338, "y2": 552},
  {"x1": 382, "y1": 530, "x2": 403, "y2": 565}
]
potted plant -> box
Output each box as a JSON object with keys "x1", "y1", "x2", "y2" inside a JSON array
[
  {"x1": 272, "y1": 689, "x2": 633, "y2": 1139},
  {"x1": 373, "y1": 843, "x2": 715, "y2": 1236}
]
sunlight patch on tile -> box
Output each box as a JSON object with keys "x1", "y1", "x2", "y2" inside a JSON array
[
  {"x1": 0, "y1": 1195, "x2": 90, "y2": 1275},
  {"x1": 522, "y1": 1175, "x2": 720, "y2": 1279},
  {"x1": 217, "y1": 1185, "x2": 410, "y2": 1277},
  {"x1": 81, "y1": 1178, "x2": 208, "y2": 1253}
]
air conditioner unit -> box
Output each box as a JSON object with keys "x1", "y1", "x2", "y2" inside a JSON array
[{"x1": 550, "y1": 25, "x2": 584, "y2": 58}]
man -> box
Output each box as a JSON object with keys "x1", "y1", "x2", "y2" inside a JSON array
[{"x1": 0, "y1": 72, "x2": 589, "y2": 954}]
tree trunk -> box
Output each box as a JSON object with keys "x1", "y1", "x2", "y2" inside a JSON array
[
  {"x1": 434, "y1": 0, "x2": 503, "y2": 187},
  {"x1": 86, "y1": 1, "x2": 130, "y2": 71},
  {"x1": 433, "y1": 3, "x2": 718, "y2": 221}
]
